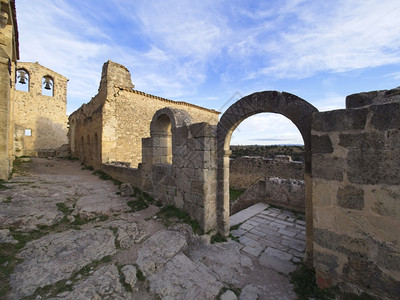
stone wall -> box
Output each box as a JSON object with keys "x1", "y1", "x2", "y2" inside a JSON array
[
  {"x1": 67, "y1": 58, "x2": 400, "y2": 298},
  {"x1": 100, "y1": 117, "x2": 218, "y2": 233},
  {"x1": 230, "y1": 177, "x2": 305, "y2": 215},
  {"x1": 69, "y1": 60, "x2": 219, "y2": 168},
  {"x1": 312, "y1": 87, "x2": 400, "y2": 298},
  {"x1": 230, "y1": 156, "x2": 304, "y2": 189},
  {"x1": 0, "y1": 0, "x2": 18, "y2": 180},
  {"x1": 13, "y1": 62, "x2": 68, "y2": 156}
]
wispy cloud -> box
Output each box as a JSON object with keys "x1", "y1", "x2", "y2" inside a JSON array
[
  {"x1": 15, "y1": 0, "x2": 400, "y2": 122},
  {"x1": 230, "y1": 113, "x2": 304, "y2": 145},
  {"x1": 245, "y1": 0, "x2": 400, "y2": 78}
]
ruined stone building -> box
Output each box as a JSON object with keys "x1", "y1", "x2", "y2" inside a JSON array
[
  {"x1": 13, "y1": 62, "x2": 68, "y2": 156},
  {"x1": 68, "y1": 60, "x2": 219, "y2": 169},
  {"x1": 70, "y1": 57, "x2": 400, "y2": 297},
  {"x1": 0, "y1": 1, "x2": 68, "y2": 179},
  {"x1": 0, "y1": 1, "x2": 399, "y2": 298},
  {"x1": 0, "y1": 0, "x2": 18, "y2": 180}
]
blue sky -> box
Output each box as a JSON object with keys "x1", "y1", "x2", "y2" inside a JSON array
[{"x1": 16, "y1": 0, "x2": 400, "y2": 145}]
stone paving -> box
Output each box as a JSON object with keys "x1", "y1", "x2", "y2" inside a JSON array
[{"x1": 230, "y1": 203, "x2": 306, "y2": 274}]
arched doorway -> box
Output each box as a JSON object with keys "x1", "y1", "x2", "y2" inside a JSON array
[{"x1": 217, "y1": 91, "x2": 318, "y2": 264}]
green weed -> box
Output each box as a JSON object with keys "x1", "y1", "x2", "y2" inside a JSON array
[
  {"x1": 136, "y1": 267, "x2": 146, "y2": 282},
  {"x1": 229, "y1": 188, "x2": 245, "y2": 203},
  {"x1": 210, "y1": 232, "x2": 227, "y2": 244},
  {"x1": 92, "y1": 170, "x2": 122, "y2": 186},
  {"x1": 25, "y1": 255, "x2": 113, "y2": 299},
  {"x1": 3, "y1": 196, "x2": 12, "y2": 203},
  {"x1": 157, "y1": 205, "x2": 203, "y2": 235},
  {"x1": 116, "y1": 264, "x2": 133, "y2": 292},
  {"x1": 127, "y1": 198, "x2": 149, "y2": 212},
  {"x1": 81, "y1": 165, "x2": 94, "y2": 171},
  {"x1": 0, "y1": 179, "x2": 10, "y2": 190},
  {"x1": 289, "y1": 263, "x2": 334, "y2": 300}
]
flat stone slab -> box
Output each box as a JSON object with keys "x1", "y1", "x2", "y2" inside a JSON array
[
  {"x1": 259, "y1": 247, "x2": 296, "y2": 274},
  {"x1": 230, "y1": 203, "x2": 269, "y2": 227},
  {"x1": 9, "y1": 228, "x2": 117, "y2": 299},
  {"x1": 137, "y1": 230, "x2": 187, "y2": 276},
  {"x1": 187, "y1": 240, "x2": 253, "y2": 283},
  {"x1": 49, "y1": 264, "x2": 132, "y2": 300},
  {"x1": 148, "y1": 253, "x2": 223, "y2": 300}
]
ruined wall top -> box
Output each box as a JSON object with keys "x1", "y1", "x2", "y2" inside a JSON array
[
  {"x1": 0, "y1": 0, "x2": 19, "y2": 61},
  {"x1": 346, "y1": 86, "x2": 400, "y2": 109},
  {"x1": 99, "y1": 60, "x2": 135, "y2": 92}
]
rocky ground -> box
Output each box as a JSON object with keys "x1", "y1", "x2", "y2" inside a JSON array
[{"x1": 0, "y1": 157, "x2": 299, "y2": 300}]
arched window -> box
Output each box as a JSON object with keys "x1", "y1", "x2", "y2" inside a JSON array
[
  {"x1": 42, "y1": 76, "x2": 54, "y2": 97},
  {"x1": 152, "y1": 114, "x2": 172, "y2": 164},
  {"x1": 15, "y1": 69, "x2": 29, "y2": 92}
]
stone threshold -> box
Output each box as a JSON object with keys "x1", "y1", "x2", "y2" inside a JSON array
[{"x1": 230, "y1": 203, "x2": 269, "y2": 227}]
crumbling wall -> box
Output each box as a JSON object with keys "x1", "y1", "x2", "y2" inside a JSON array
[
  {"x1": 13, "y1": 62, "x2": 68, "y2": 156},
  {"x1": 230, "y1": 177, "x2": 305, "y2": 215},
  {"x1": 69, "y1": 60, "x2": 219, "y2": 168},
  {"x1": 0, "y1": 0, "x2": 18, "y2": 180},
  {"x1": 106, "y1": 79, "x2": 219, "y2": 166},
  {"x1": 101, "y1": 113, "x2": 218, "y2": 232},
  {"x1": 139, "y1": 111, "x2": 218, "y2": 232},
  {"x1": 312, "y1": 87, "x2": 400, "y2": 299},
  {"x1": 230, "y1": 156, "x2": 304, "y2": 189}
]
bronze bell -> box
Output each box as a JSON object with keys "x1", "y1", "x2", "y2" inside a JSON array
[
  {"x1": 17, "y1": 70, "x2": 27, "y2": 84},
  {"x1": 43, "y1": 77, "x2": 52, "y2": 90},
  {"x1": 44, "y1": 82, "x2": 52, "y2": 90}
]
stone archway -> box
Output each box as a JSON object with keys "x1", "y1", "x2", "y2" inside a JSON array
[{"x1": 217, "y1": 91, "x2": 318, "y2": 263}]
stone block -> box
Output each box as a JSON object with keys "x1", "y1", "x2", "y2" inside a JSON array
[
  {"x1": 313, "y1": 250, "x2": 339, "y2": 278},
  {"x1": 347, "y1": 149, "x2": 400, "y2": 185},
  {"x1": 376, "y1": 243, "x2": 400, "y2": 273},
  {"x1": 346, "y1": 90, "x2": 379, "y2": 109},
  {"x1": 312, "y1": 181, "x2": 337, "y2": 207},
  {"x1": 342, "y1": 257, "x2": 400, "y2": 298},
  {"x1": 174, "y1": 145, "x2": 187, "y2": 158},
  {"x1": 195, "y1": 137, "x2": 215, "y2": 151},
  {"x1": 259, "y1": 248, "x2": 296, "y2": 274},
  {"x1": 371, "y1": 102, "x2": 400, "y2": 130},
  {"x1": 176, "y1": 178, "x2": 191, "y2": 193},
  {"x1": 311, "y1": 135, "x2": 333, "y2": 153},
  {"x1": 386, "y1": 129, "x2": 400, "y2": 150},
  {"x1": 337, "y1": 185, "x2": 364, "y2": 210},
  {"x1": 186, "y1": 138, "x2": 196, "y2": 152},
  {"x1": 339, "y1": 132, "x2": 385, "y2": 150},
  {"x1": 313, "y1": 228, "x2": 371, "y2": 258},
  {"x1": 312, "y1": 154, "x2": 344, "y2": 181},
  {"x1": 189, "y1": 122, "x2": 213, "y2": 138},
  {"x1": 191, "y1": 180, "x2": 205, "y2": 195},
  {"x1": 173, "y1": 126, "x2": 188, "y2": 139},
  {"x1": 312, "y1": 109, "x2": 368, "y2": 132},
  {"x1": 242, "y1": 245, "x2": 264, "y2": 257},
  {"x1": 370, "y1": 187, "x2": 400, "y2": 217}
]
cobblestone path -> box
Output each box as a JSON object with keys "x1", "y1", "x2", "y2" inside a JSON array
[{"x1": 230, "y1": 203, "x2": 306, "y2": 274}]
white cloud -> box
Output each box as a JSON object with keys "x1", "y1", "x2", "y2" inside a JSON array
[
  {"x1": 245, "y1": 0, "x2": 400, "y2": 78},
  {"x1": 230, "y1": 113, "x2": 303, "y2": 145},
  {"x1": 15, "y1": 0, "x2": 400, "y2": 120}
]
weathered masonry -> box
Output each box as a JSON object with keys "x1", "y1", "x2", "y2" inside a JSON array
[
  {"x1": 0, "y1": 0, "x2": 18, "y2": 180},
  {"x1": 0, "y1": 1, "x2": 68, "y2": 178},
  {"x1": 68, "y1": 60, "x2": 219, "y2": 170},
  {"x1": 311, "y1": 88, "x2": 400, "y2": 298},
  {"x1": 14, "y1": 62, "x2": 68, "y2": 156},
  {"x1": 70, "y1": 67, "x2": 400, "y2": 298}
]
